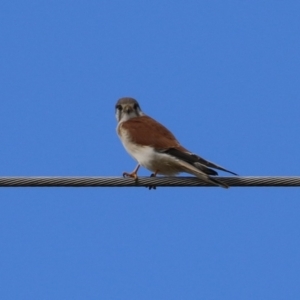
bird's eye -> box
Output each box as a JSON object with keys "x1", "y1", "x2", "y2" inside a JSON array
[
  {"x1": 133, "y1": 103, "x2": 139, "y2": 110},
  {"x1": 116, "y1": 105, "x2": 122, "y2": 110}
]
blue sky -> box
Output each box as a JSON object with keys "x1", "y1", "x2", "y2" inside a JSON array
[{"x1": 1, "y1": 1, "x2": 300, "y2": 299}]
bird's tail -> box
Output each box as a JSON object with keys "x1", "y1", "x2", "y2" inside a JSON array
[{"x1": 177, "y1": 160, "x2": 229, "y2": 188}]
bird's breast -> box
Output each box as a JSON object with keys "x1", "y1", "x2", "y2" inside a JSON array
[{"x1": 117, "y1": 124, "x2": 152, "y2": 163}]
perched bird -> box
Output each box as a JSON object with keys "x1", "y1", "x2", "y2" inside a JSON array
[{"x1": 115, "y1": 97, "x2": 237, "y2": 188}]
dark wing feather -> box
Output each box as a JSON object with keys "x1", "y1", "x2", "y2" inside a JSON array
[
  {"x1": 190, "y1": 153, "x2": 238, "y2": 175},
  {"x1": 163, "y1": 148, "x2": 218, "y2": 175},
  {"x1": 162, "y1": 148, "x2": 237, "y2": 176}
]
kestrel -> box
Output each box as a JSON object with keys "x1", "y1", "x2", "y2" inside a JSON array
[{"x1": 115, "y1": 97, "x2": 237, "y2": 188}]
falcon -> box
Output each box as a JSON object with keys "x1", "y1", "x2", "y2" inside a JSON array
[{"x1": 115, "y1": 97, "x2": 237, "y2": 188}]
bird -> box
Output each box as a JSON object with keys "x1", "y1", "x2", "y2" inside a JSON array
[{"x1": 115, "y1": 97, "x2": 237, "y2": 188}]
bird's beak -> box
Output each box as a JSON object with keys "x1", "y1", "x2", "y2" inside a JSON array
[{"x1": 123, "y1": 105, "x2": 133, "y2": 113}]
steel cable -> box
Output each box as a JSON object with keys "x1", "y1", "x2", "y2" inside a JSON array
[{"x1": 0, "y1": 176, "x2": 299, "y2": 187}]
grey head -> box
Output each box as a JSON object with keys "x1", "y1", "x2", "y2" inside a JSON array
[{"x1": 115, "y1": 97, "x2": 144, "y2": 123}]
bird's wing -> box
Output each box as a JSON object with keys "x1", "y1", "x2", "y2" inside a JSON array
[
  {"x1": 163, "y1": 148, "x2": 238, "y2": 176},
  {"x1": 162, "y1": 148, "x2": 218, "y2": 175},
  {"x1": 190, "y1": 152, "x2": 238, "y2": 175},
  {"x1": 118, "y1": 115, "x2": 181, "y2": 149}
]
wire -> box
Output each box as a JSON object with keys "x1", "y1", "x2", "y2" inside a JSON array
[{"x1": 0, "y1": 176, "x2": 299, "y2": 187}]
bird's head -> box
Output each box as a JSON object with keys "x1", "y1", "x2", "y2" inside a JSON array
[{"x1": 115, "y1": 97, "x2": 144, "y2": 123}]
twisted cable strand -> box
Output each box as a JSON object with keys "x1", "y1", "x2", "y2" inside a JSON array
[{"x1": 0, "y1": 176, "x2": 299, "y2": 187}]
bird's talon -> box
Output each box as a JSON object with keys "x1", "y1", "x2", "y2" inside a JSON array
[{"x1": 122, "y1": 172, "x2": 138, "y2": 180}]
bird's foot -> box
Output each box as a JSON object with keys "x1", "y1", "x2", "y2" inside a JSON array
[
  {"x1": 122, "y1": 171, "x2": 138, "y2": 180},
  {"x1": 122, "y1": 164, "x2": 140, "y2": 181}
]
